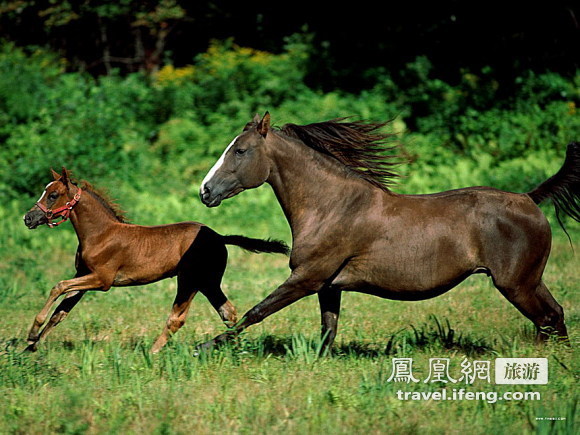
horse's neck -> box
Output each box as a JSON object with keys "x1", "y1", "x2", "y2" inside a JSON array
[
  {"x1": 266, "y1": 135, "x2": 376, "y2": 224},
  {"x1": 69, "y1": 191, "x2": 120, "y2": 244}
]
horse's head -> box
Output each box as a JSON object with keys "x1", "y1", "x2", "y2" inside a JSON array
[
  {"x1": 200, "y1": 112, "x2": 272, "y2": 207},
  {"x1": 24, "y1": 167, "x2": 80, "y2": 229}
]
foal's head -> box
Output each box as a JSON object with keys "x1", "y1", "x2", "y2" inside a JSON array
[
  {"x1": 24, "y1": 168, "x2": 79, "y2": 229},
  {"x1": 200, "y1": 113, "x2": 272, "y2": 207}
]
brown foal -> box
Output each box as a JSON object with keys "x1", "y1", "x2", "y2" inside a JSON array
[
  {"x1": 23, "y1": 168, "x2": 288, "y2": 352},
  {"x1": 199, "y1": 113, "x2": 578, "y2": 351}
]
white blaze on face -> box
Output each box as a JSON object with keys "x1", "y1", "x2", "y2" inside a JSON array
[
  {"x1": 201, "y1": 135, "x2": 240, "y2": 194},
  {"x1": 37, "y1": 182, "x2": 55, "y2": 203}
]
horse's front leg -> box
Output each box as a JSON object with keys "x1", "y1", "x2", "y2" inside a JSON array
[
  {"x1": 198, "y1": 272, "x2": 325, "y2": 352},
  {"x1": 27, "y1": 273, "x2": 105, "y2": 347},
  {"x1": 26, "y1": 253, "x2": 93, "y2": 351},
  {"x1": 25, "y1": 291, "x2": 86, "y2": 352},
  {"x1": 318, "y1": 287, "x2": 342, "y2": 354}
]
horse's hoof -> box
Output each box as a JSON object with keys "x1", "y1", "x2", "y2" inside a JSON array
[
  {"x1": 23, "y1": 343, "x2": 38, "y2": 352},
  {"x1": 150, "y1": 342, "x2": 164, "y2": 354},
  {"x1": 193, "y1": 340, "x2": 215, "y2": 357}
]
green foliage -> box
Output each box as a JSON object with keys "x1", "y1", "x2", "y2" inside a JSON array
[
  {"x1": 0, "y1": 44, "x2": 172, "y2": 197},
  {"x1": 0, "y1": 43, "x2": 64, "y2": 125},
  {"x1": 370, "y1": 57, "x2": 580, "y2": 163},
  {"x1": 0, "y1": 41, "x2": 578, "y2": 205},
  {"x1": 154, "y1": 37, "x2": 311, "y2": 122}
]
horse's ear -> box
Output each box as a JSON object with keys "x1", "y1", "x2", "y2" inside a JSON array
[
  {"x1": 257, "y1": 111, "x2": 270, "y2": 137},
  {"x1": 51, "y1": 168, "x2": 61, "y2": 180},
  {"x1": 243, "y1": 113, "x2": 261, "y2": 131},
  {"x1": 60, "y1": 167, "x2": 70, "y2": 186}
]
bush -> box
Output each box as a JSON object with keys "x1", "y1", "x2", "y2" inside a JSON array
[
  {"x1": 369, "y1": 57, "x2": 579, "y2": 162},
  {"x1": 0, "y1": 40, "x2": 578, "y2": 206},
  {"x1": 153, "y1": 37, "x2": 311, "y2": 123},
  {"x1": 0, "y1": 67, "x2": 159, "y2": 197},
  {"x1": 0, "y1": 43, "x2": 64, "y2": 127}
]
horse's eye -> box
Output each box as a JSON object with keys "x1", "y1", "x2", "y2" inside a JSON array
[
  {"x1": 235, "y1": 148, "x2": 247, "y2": 155},
  {"x1": 48, "y1": 192, "x2": 59, "y2": 200}
]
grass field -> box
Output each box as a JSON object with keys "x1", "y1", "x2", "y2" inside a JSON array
[{"x1": 0, "y1": 187, "x2": 578, "y2": 434}]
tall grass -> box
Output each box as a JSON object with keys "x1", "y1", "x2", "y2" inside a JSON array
[{"x1": 0, "y1": 194, "x2": 577, "y2": 433}]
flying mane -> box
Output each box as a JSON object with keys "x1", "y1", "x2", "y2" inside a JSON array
[
  {"x1": 278, "y1": 119, "x2": 402, "y2": 190},
  {"x1": 79, "y1": 180, "x2": 128, "y2": 223}
]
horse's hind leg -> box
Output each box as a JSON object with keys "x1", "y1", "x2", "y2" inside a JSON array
[
  {"x1": 497, "y1": 280, "x2": 568, "y2": 342},
  {"x1": 151, "y1": 273, "x2": 236, "y2": 353},
  {"x1": 318, "y1": 287, "x2": 342, "y2": 353},
  {"x1": 202, "y1": 282, "x2": 237, "y2": 328},
  {"x1": 195, "y1": 229, "x2": 237, "y2": 326},
  {"x1": 151, "y1": 274, "x2": 198, "y2": 354}
]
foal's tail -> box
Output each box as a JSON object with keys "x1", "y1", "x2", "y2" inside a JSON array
[
  {"x1": 528, "y1": 142, "x2": 580, "y2": 229},
  {"x1": 222, "y1": 235, "x2": 290, "y2": 255}
]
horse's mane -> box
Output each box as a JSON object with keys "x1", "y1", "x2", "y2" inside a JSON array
[
  {"x1": 278, "y1": 119, "x2": 402, "y2": 190},
  {"x1": 79, "y1": 180, "x2": 128, "y2": 223}
]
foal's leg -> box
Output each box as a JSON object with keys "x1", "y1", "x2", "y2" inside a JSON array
[
  {"x1": 199, "y1": 271, "x2": 324, "y2": 351},
  {"x1": 318, "y1": 287, "x2": 342, "y2": 353},
  {"x1": 25, "y1": 291, "x2": 86, "y2": 351},
  {"x1": 497, "y1": 280, "x2": 568, "y2": 342},
  {"x1": 151, "y1": 273, "x2": 198, "y2": 353},
  {"x1": 198, "y1": 244, "x2": 237, "y2": 327},
  {"x1": 151, "y1": 232, "x2": 237, "y2": 353},
  {"x1": 27, "y1": 274, "x2": 105, "y2": 345},
  {"x1": 26, "y1": 252, "x2": 92, "y2": 350},
  {"x1": 203, "y1": 286, "x2": 238, "y2": 328}
]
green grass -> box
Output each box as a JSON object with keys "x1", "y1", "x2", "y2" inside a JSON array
[{"x1": 1, "y1": 191, "x2": 578, "y2": 434}]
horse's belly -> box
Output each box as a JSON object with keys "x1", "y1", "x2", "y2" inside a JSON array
[
  {"x1": 330, "y1": 243, "x2": 478, "y2": 300},
  {"x1": 110, "y1": 251, "x2": 180, "y2": 286},
  {"x1": 113, "y1": 269, "x2": 176, "y2": 286}
]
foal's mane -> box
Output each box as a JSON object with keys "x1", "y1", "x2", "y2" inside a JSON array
[
  {"x1": 279, "y1": 119, "x2": 402, "y2": 190},
  {"x1": 79, "y1": 180, "x2": 128, "y2": 223}
]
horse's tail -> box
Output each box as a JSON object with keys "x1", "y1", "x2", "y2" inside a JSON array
[
  {"x1": 528, "y1": 142, "x2": 580, "y2": 229},
  {"x1": 222, "y1": 235, "x2": 290, "y2": 255}
]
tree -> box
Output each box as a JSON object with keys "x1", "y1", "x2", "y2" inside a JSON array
[{"x1": 0, "y1": 0, "x2": 186, "y2": 74}]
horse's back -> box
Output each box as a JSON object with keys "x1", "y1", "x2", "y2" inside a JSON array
[
  {"x1": 395, "y1": 186, "x2": 552, "y2": 267},
  {"x1": 396, "y1": 186, "x2": 549, "y2": 232}
]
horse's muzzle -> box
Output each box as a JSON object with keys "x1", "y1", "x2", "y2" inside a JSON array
[
  {"x1": 200, "y1": 186, "x2": 222, "y2": 207},
  {"x1": 23, "y1": 209, "x2": 46, "y2": 229}
]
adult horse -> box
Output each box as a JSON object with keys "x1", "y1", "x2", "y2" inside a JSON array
[
  {"x1": 24, "y1": 168, "x2": 288, "y2": 352},
  {"x1": 199, "y1": 113, "x2": 578, "y2": 351}
]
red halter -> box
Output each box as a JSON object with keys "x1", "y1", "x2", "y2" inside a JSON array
[{"x1": 36, "y1": 187, "x2": 82, "y2": 228}]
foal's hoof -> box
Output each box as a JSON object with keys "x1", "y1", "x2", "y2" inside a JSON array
[{"x1": 24, "y1": 343, "x2": 38, "y2": 353}]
